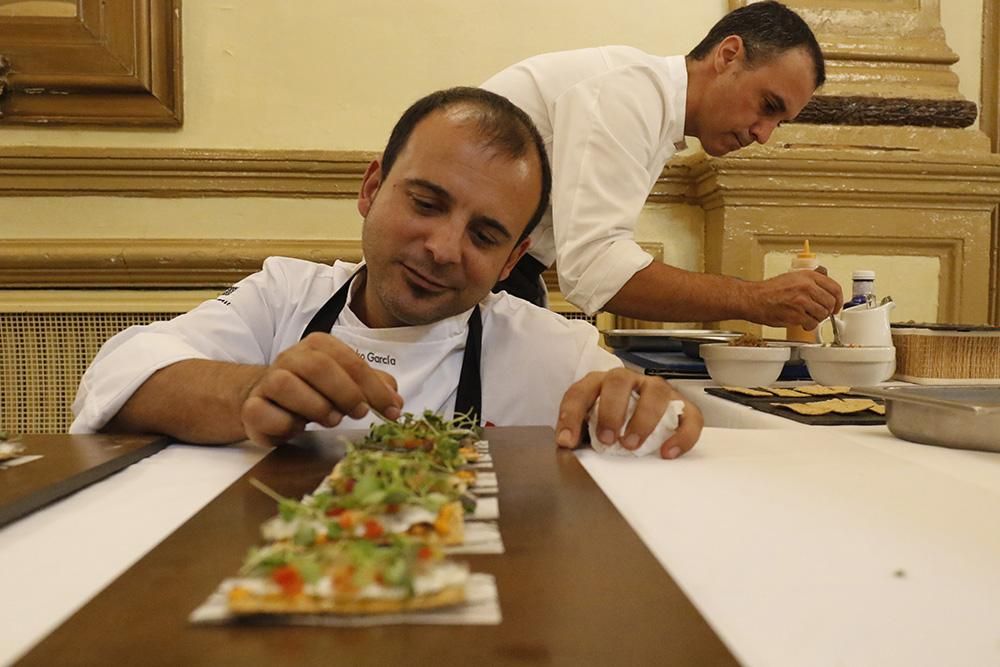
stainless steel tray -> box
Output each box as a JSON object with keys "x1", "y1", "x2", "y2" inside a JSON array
[
  {"x1": 601, "y1": 329, "x2": 742, "y2": 352},
  {"x1": 854, "y1": 385, "x2": 1000, "y2": 453}
]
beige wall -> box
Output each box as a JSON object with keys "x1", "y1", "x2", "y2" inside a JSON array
[
  {"x1": 0, "y1": 1, "x2": 735, "y2": 150},
  {"x1": 0, "y1": 0, "x2": 990, "y2": 310}
]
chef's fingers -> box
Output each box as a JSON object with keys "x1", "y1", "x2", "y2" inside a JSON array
[
  {"x1": 658, "y1": 399, "x2": 704, "y2": 460},
  {"x1": 814, "y1": 266, "x2": 847, "y2": 315},
  {"x1": 810, "y1": 272, "x2": 843, "y2": 315},
  {"x1": 367, "y1": 369, "x2": 404, "y2": 419},
  {"x1": 593, "y1": 368, "x2": 639, "y2": 446},
  {"x1": 283, "y1": 333, "x2": 403, "y2": 420},
  {"x1": 241, "y1": 394, "x2": 309, "y2": 448},
  {"x1": 246, "y1": 364, "x2": 341, "y2": 428},
  {"x1": 270, "y1": 341, "x2": 369, "y2": 420},
  {"x1": 620, "y1": 376, "x2": 674, "y2": 450},
  {"x1": 555, "y1": 371, "x2": 605, "y2": 449}
]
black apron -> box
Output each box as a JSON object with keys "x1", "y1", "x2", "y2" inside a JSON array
[
  {"x1": 492, "y1": 253, "x2": 547, "y2": 307},
  {"x1": 301, "y1": 267, "x2": 483, "y2": 423}
]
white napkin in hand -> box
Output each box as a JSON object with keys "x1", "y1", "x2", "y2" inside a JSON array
[{"x1": 588, "y1": 395, "x2": 685, "y2": 457}]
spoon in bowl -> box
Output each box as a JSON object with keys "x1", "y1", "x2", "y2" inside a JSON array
[{"x1": 829, "y1": 311, "x2": 844, "y2": 346}]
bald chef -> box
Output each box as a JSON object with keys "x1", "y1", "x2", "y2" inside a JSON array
[{"x1": 71, "y1": 87, "x2": 703, "y2": 460}]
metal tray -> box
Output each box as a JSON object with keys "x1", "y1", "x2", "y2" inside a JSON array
[
  {"x1": 854, "y1": 385, "x2": 1000, "y2": 453},
  {"x1": 601, "y1": 329, "x2": 742, "y2": 352}
]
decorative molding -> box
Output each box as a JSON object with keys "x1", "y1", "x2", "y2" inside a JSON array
[
  {"x1": 0, "y1": 289, "x2": 217, "y2": 313},
  {"x1": 4, "y1": 146, "x2": 998, "y2": 205},
  {"x1": 0, "y1": 238, "x2": 662, "y2": 332},
  {"x1": 0, "y1": 239, "x2": 364, "y2": 287},
  {"x1": 0, "y1": 148, "x2": 376, "y2": 198},
  {"x1": 740, "y1": 1, "x2": 966, "y2": 101},
  {"x1": 987, "y1": 0, "x2": 1000, "y2": 324},
  {"x1": 693, "y1": 150, "x2": 1000, "y2": 211},
  {"x1": 992, "y1": 206, "x2": 1000, "y2": 326},
  {"x1": 0, "y1": 144, "x2": 694, "y2": 201},
  {"x1": 797, "y1": 96, "x2": 978, "y2": 128},
  {"x1": 985, "y1": 0, "x2": 1000, "y2": 152}
]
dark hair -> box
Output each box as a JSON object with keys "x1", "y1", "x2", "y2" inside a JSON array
[
  {"x1": 380, "y1": 87, "x2": 552, "y2": 244},
  {"x1": 687, "y1": 1, "x2": 825, "y2": 89}
]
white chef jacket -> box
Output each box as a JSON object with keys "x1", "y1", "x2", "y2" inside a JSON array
[
  {"x1": 70, "y1": 258, "x2": 621, "y2": 435},
  {"x1": 482, "y1": 46, "x2": 688, "y2": 315}
]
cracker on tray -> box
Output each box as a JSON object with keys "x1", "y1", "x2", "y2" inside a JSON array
[
  {"x1": 768, "y1": 387, "x2": 810, "y2": 398},
  {"x1": 794, "y1": 385, "x2": 852, "y2": 396},
  {"x1": 773, "y1": 398, "x2": 878, "y2": 416},
  {"x1": 722, "y1": 386, "x2": 773, "y2": 397}
]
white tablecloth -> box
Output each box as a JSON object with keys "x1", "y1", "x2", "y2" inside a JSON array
[
  {"x1": 579, "y1": 427, "x2": 1000, "y2": 667},
  {"x1": 4, "y1": 424, "x2": 999, "y2": 666},
  {"x1": 0, "y1": 442, "x2": 270, "y2": 666}
]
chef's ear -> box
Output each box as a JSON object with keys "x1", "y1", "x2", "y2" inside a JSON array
[
  {"x1": 498, "y1": 238, "x2": 532, "y2": 282},
  {"x1": 358, "y1": 159, "x2": 384, "y2": 217},
  {"x1": 714, "y1": 34, "x2": 744, "y2": 74}
]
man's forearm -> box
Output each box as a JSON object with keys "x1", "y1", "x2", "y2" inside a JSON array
[
  {"x1": 602, "y1": 262, "x2": 751, "y2": 322},
  {"x1": 103, "y1": 359, "x2": 267, "y2": 444}
]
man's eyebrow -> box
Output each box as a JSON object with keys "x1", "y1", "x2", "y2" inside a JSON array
[{"x1": 406, "y1": 178, "x2": 514, "y2": 241}]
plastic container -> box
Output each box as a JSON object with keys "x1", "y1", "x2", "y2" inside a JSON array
[
  {"x1": 785, "y1": 241, "x2": 820, "y2": 343},
  {"x1": 845, "y1": 270, "x2": 876, "y2": 309}
]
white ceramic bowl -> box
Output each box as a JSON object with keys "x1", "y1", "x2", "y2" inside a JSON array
[
  {"x1": 799, "y1": 345, "x2": 896, "y2": 386},
  {"x1": 700, "y1": 343, "x2": 791, "y2": 387}
]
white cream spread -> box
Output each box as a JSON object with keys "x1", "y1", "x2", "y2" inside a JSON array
[
  {"x1": 231, "y1": 561, "x2": 469, "y2": 600},
  {"x1": 259, "y1": 504, "x2": 439, "y2": 542}
]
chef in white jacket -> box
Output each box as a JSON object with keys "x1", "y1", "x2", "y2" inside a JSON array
[
  {"x1": 483, "y1": 1, "x2": 843, "y2": 329},
  {"x1": 71, "y1": 87, "x2": 703, "y2": 459}
]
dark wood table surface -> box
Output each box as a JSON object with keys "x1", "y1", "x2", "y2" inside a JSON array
[
  {"x1": 19, "y1": 427, "x2": 736, "y2": 666},
  {"x1": 0, "y1": 433, "x2": 167, "y2": 528}
]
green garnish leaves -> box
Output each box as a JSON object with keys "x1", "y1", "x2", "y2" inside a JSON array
[{"x1": 293, "y1": 524, "x2": 317, "y2": 547}]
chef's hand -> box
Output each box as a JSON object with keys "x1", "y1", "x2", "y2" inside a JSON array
[
  {"x1": 555, "y1": 368, "x2": 703, "y2": 459},
  {"x1": 240, "y1": 332, "x2": 403, "y2": 447},
  {"x1": 744, "y1": 268, "x2": 842, "y2": 329}
]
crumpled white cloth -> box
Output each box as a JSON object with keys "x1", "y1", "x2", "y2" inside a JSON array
[{"x1": 588, "y1": 396, "x2": 685, "y2": 457}]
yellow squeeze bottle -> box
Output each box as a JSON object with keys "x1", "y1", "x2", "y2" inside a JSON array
[{"x1": 785, "y1": 240, "x2": 820, "y2": 343}]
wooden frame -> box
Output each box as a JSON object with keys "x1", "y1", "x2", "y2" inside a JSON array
[{"x1": 0, "y1": 0, "x2": 182, "y2": 126}]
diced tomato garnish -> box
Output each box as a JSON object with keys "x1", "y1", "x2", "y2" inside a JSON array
[
  {"x1": 325, "y1": 506, "x2": 346, "y2": 517},
  {"x1": 271, "y1": 565, "x2": 303, "y2": 596},
  {"x1": 344, "y1": 478, "x2": 356, "y2": 492},
  {"x1": 338, "y1": 512, "x2": 355, "y2": 530},
  {"x1": 364, "y1": 519, "x2": 384, "y2": 539},
  {"x1": 418, "y1": 545, "x2": 433, "y2": 560}
]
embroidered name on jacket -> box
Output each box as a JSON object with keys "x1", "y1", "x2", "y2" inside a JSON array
[
  {"x1": 215, "y1": 285, "x2": 239, "y2": 306},
  {"x1": 355, "y1": 350, "x2": 398, "y2": 367}
]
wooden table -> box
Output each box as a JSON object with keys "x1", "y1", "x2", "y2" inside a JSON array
[
  {"x1": 18, "y1": 427, "x2": 735, "y2": 666},
  {"x1": 0, "y1": 433, "x2": 167, "y2": 528}
]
